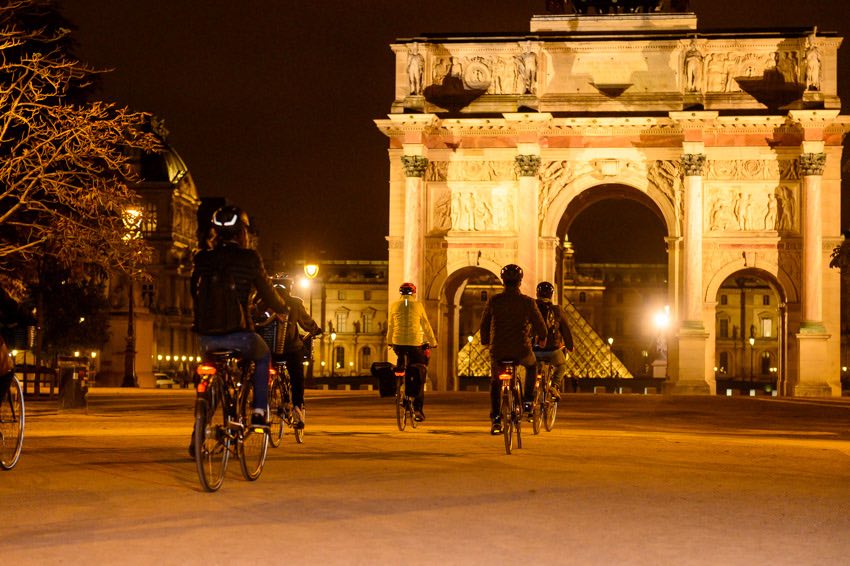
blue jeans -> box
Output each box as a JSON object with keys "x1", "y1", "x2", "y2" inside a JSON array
[{"x1": 200, "y1": 332, "x2": 270, "y2": 412}]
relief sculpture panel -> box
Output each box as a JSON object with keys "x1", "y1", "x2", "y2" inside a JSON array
[
  {"x1": 426, "y1": 160, "x2": 517, "y2": 182},
  {"x1": 706, "y1": 184, "x2": 798, "y2": 233},
  {"x1": 430, "y1": 185, "x2": 515, "y2": 234}
]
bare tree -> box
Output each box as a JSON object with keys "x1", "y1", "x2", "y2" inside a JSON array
[{"x1": 0, "y1": 0, "x2": 160, "y2": 289}]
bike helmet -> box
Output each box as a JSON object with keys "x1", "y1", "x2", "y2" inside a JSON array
[
  {"x1": 211, "y1": 205, "x2": 249, "y2": 242},
  {"x1": 399, "y1": 282, "x2": 416, "y2": 296},
  {"x1": 536, "y1": 281, "x2": 554, "y2": 299},
  {"x1": 272, "y1": 273, "x2": 294, "y2": 292},
  {"x1": 500, "y1": 264, "x2": 523, "y2": 287}
]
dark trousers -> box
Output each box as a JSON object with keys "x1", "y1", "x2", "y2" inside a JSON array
[
  {"x1": 489, "y1": 361, "x2": 536, "y2": 419},
  {"x1": 0, "y1": 370, "x2": 12, "y2": 400},
  {"x1": 393, "y1": 346, "x2": 428, "y2": 412},
  {"x1": 283, "y1": 350, "x2": 306, "y2": 407}
]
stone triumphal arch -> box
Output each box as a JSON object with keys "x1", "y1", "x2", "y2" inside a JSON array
[{"x1": 375, "y1": 9, "x2": 849, "y2": 396}]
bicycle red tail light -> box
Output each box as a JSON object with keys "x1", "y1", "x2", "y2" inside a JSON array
[
  {"x1": 498, "y1": 371, "x2": 512, "y2": 381},
  {"x1": 196, "y1": 363, "x2": 216, "y2": 376}
]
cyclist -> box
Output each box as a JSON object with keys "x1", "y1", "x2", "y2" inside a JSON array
[
  {"x1": 268, "y1": 274, "x2": 322, "y2": 428},
  {"x1": 533, "y1": 281, "x2": 574, "y2": 400},
  {"x1": 191, "y1": 205, "x2": 288, "y2": 428},
  {"x1": 386, "y1": 282, "x2": 437, "y2": 422},
  {"x1": 478, "y1": 264, "x2": 546, "y2": 435},
  {"x1": 0, "y1": 288, "x2": 34, "y2": 400}
]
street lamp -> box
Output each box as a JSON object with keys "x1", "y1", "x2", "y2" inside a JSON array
[
  {"x1": 330, "y1": 331, "x2": 337, "y2": 377},
  {"x1": 607, "y1": 337, "x2": 614, "y2": 378},
  {"x1": 122, "y1": 207, "x2": 142, "y2": 388},
  {"x1": 748, "y1": 336, "x2": 755, "y2": 383},
  {"x1": 304, "y1": 263, "x2": 319, "y2": 318},
  {"x1": 467, "y1": 334, "x2": 473, "y2": 377}
]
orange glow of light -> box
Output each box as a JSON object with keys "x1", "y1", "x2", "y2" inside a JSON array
[
  {"x1": 197, "y1": 380, "x2": 208, "y2": 393},
  {"x1": 196, "y1": 363, "x2": 216, "y2": 376},
  {"x1": 498, "y1": 372, "x2": 512, "y2": 381}
]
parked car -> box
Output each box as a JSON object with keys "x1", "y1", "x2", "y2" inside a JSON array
[{"x1": 154, "y1": 373, "x2": 178, "y2": 389}]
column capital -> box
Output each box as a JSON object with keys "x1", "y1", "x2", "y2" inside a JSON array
[
  {"x1": 515, "y1": 154, "x2": 541, "y2": 177},
  {"x1": 681, "y1": 153, "x2": 706, "y2": 176},
  {"x1": 798, "y1": 152, "x2": 827, "y2": 176},
  {"x1": 401, "y1": 155, "x2": 428, "y2": 178}
]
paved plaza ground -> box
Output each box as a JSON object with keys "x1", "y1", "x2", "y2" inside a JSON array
[{"x1": 2, "y1": 388, "x2": 850, "y2": 565}]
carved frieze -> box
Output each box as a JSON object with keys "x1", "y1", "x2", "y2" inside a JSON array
[
  {"x1": 704, "y1": 159, "x2": 799, "y2": 181},
  {"x1": 426, "y1": 160, "x2": 518, "y2": 182},
  {"x1": 706, "y1": 184, "x2": 798, "y2": 233},
  {"x1": 430, "y1": 186, "x2": 515, "y2": 233}
]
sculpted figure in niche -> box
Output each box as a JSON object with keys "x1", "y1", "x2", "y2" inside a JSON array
[
  {"x1": 450, "y1": 192, "x2": 462, "y2": 229},
  {"x1": 515, "y1": 40, "x2": 537, "y2": 94},
  {"x1": 804, "y1": 30, "x2": 821, "y2": 91},
  {"x1": 764, "y1": 194, "x2": 777, "y2": 230},
  {"x1": 776, "y1": 186, "x2": 795, "y2": 231},
  {"x1": 709, "y1": 198, "x2": 734, "y2": 231},
  {"x1": 684, "y1": 39, "x2": 704, "y2": 93},
  {"x1": 778, "y1": 52, "x2": 798, "y2": 84},
  {"x1": 407, "y1": 43, "x2": 425, "y2": 95}
]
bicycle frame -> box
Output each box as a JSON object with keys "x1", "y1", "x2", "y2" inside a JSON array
[{"x1": 496, "y1": 360, "x2": 523, "y2": 454}]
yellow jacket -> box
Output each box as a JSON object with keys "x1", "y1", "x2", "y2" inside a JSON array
[{"x1": 386, "y1": 296, "x2": 437, "y2": 347}]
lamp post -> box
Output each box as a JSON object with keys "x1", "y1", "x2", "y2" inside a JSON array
[
  {"x1": 607, "y1": 337, "x2": 614, "y2": 378},
  {"x1": 304, "y1": 263, "x2": 319, "y2": 318},
  {"x1": 330, "y1": 332, "x2": 337, "y2": 377},
  {"x1": 122, "y1": 207, "x2": 142, "y2": 388},
  {"x1": 748, "y1": 336, "x2": 755, "y2": 383},
  {"x1": 467, "y1": 334, "x2": 473, "y2": 377}
]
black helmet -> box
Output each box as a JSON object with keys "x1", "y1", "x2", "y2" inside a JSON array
[
  {"x1": 211, "y1": 205, "x2": 249, "y2": 242},
  {"x1": 500, "y1": 264, "x2": 523, "y2": 286},
  {"x1": 536, "y1": 281, "x2": 554, "y2": 299},
  {"x1": 399, "y1": 282, "x2": 416, "y2": 296},
  {"x1": 273, "y1": 273, "x2": 294, "y2": 292}
]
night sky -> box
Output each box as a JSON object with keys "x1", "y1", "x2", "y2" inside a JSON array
[{"x1": 61, "y1": 0, "x2": 850, "y2": 266}]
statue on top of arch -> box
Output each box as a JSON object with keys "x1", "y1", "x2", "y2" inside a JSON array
[{"x1": 544, "y1": 1, "x2": 689, "y2": 14}]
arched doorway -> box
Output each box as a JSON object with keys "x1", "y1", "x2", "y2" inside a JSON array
[
  {"x1": 714, "y1": 269, "x2": 786, "y2": 394},
  {"x1": 433, "y1": 266, "x2": 500, "y2": 391},
  {"x1": 555, "y1": 184, "x2": 669, "y2": 378}
]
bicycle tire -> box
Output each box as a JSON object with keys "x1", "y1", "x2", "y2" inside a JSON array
[
  {"x1": 238, "y1": 379, "x2": 269, "y2": 481},
  {"x1": 531, "y1": 380, "x2": 544, "y2": 435},
  {"x1": 267, "y1": 375, "x2": 284, "y2": 448},
  {"x1": 513, "y1": 380, "x2": 523, "y2": 450},
  {"x1": 395, "y1": 376, "x2": 406, "y2": 431},
  {"x1": 500, "y1": 387, "x2": 513, "y2": 455},
  {"x1": 194, "y1": 378, "x2": 228, "y2": 492},
  {"x1": 544, "y1": 394, "x2": 558, "y2": 432},
  {"x1": 0, "y1": 376, "x2": 25, "y2": 470}
]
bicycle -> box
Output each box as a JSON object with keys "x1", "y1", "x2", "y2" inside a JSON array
[
  {"x1": 393, "y1": 351, "x2": 418, "y2": 431},
  {"x1": 0, "y1": 374, "x2": 24, "y2": 470},
  {"x1": 193, "y1": 349, "x2": 269, "y2": 492},
  {"x1": 496, "y1": 359, "x2": 524, "y2": 455},
  {"x1": 268, "y1": 357, "x2": 304, "y2": 445},
  {"x1": 531, "y1": 359, "x2": 559, "y2": 434}
]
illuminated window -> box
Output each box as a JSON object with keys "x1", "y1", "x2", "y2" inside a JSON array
[
  {"x1": 761, "y1": 352, "x2": 771, "y2": 374},
  {"x1": 335, "y1": 312, "x2": 347, "y2": 333},
  {"x1": 361, "y1": 346, "x2": 372, "y2": 369},
  {"x1": 761, "y1": 318, "x2": 772, "y2": 338}
]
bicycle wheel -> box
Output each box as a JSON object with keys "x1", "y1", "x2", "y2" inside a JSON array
[
  {"x1": 531, "y1": 380, "x2": 544, "y2": 435},
  {"x1": 513, "y1": 380, "x2": 523, "y2": 450},
  {"x1": 293, "y1": 405, "x2": 305, "y2": 444},
  {"x1": 194, "y1": 378, "x2": 228, "y2": 492},
  {"x1": 267, "y1": 375, "x2": 284, "y2": 448},
  {"x1": 238, "y1": 379, "x2": 269, "y2": 481},
  {"x1": 0, "y1": 376, "x2": 25, "y2": 470},
  {"x1": 544, "y1": 392, "x2": 558, "y2": 432},
  {"x1": 395, "y1": 376, "x2": 407, "y2": 431},
  {"x1": 500, "y1": 387, "x2": 513, "y2": 455},
  {"x1": 408, "y1": 398, "x2": 417, "y2": 430}
]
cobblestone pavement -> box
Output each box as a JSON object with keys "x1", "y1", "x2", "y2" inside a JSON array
[{"x1": 3, "y1": 389, "x2": 850, "y2": 565}]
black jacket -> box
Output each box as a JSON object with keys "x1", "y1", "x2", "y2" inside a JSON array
[{"x1": 191, "y1": 243, "x2": 287, "y2": 332}]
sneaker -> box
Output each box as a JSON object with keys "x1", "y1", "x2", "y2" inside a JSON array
[
  {"x1": 414, "y1": 410, "x2": 425, "y2": 422},
  {"x1": 292, "y1": 406, "x2": 305, "y2": 430},
  {"x1": 490, "y1": 417, "x2": 502, "y2": 435},
  {"x1": 550, "y1": 386, "x2": 561, "y2": 402}
]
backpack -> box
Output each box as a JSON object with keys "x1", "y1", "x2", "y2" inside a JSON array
[
  {"x1": 194, "y1": 259, "x2": 246, "y2": 335},
  {"x1": 537, "y1": 301, "x2": 562, "y2": 349}
]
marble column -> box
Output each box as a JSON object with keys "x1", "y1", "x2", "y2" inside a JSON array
[
  {"x1": 681, "y1": 153, "x2": 706, "y2": 325},
  {"x1": 515, "y1": 154, "x2": 541, "y2": 296},
  {"x1": 401, "y1": 154, "x2": 428, "y2": 290},
  {"x1": 799, "y1": 152, "x2": 827, "y2": 330}
]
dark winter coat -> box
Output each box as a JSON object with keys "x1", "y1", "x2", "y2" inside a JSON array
[{"x1": 479, "y1": 286, "x2": 547, "y2": 363}]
